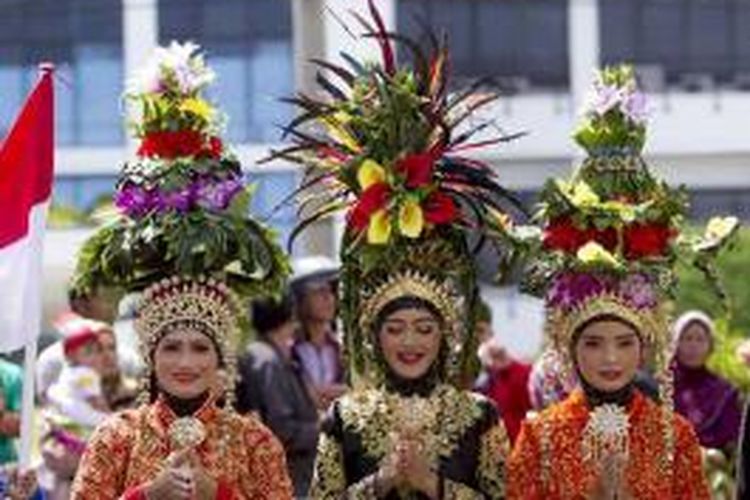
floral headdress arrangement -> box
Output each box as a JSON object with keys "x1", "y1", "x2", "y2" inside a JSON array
[
  {"x1": 523, "y1": 66, "x2": 738, "y2": 351},
  {"x1": 270, "y1": 1, "x2": 522, "y2": 386},
  {"x1": 71, "y1": 41, "x2": 289, "y2": 304},
  {"x1": 522, "y1": 64, "x2": 739, "y2": 476}
]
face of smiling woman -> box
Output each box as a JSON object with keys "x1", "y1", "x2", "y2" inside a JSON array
[
  {"x1": 154, "y1": 327, "x2": 220, "y2": 400},
  {"x1": 574, "y1": 318, "x2": 642, "y2": 393},
  {"x1": 378, "y1": 307, "x2": 443, "y2": 380}
]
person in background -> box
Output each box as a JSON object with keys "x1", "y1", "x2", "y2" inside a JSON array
[
  {"x1": 237, "y1": 295, "x2": 319, "y2": 498},
  {"x1": 96, "y1": 326, "x2": 137, "y2": 411},
  {"x1": 0, "y1": 358, "x2": 22, "y2": 466},
  {"x1": 672, "y1": 310, "x2": 741, "y2": 452},
  {"x1": 41, "y1": 315, "x2": 111, "y2": 500},
  {"x1": 45, "y1": 315, "x2": 110, "y2": 428},
  {"x1": 290, "y1": 256, "x2": 346, "y2": 410},
  {"x1": 475, "y1": 335, "x2": 532, "y2": 444}
]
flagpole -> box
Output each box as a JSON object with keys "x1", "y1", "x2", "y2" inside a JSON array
[
  {"x1": 17, "y1": 62, "x2": 55, "y2": 471},
  {"x1": 18, "y1": 338, "x2": 37, "y2": 469}
]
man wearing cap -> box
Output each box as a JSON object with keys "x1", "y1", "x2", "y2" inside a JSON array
[{"x1": 289, "y1": 256, "x2": 346, "y2": 410}]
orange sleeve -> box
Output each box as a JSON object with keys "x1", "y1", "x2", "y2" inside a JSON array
[
  {"x1": 70, "y1": 414, "x2": 136, "y2": 500},
  {"x1": 507, "y1": 418, "x2": 543, "y2": 500},
  {"x1": 672, "y1": 417, "x2": 711, "y2": 500}
]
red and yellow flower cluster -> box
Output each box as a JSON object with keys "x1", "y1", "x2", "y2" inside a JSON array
[
  {"x1": 543, "y1": 216, "x2": 676, "y2": 261},
  {"x1": 346, "y1": 150, "x2": 458, "y2": 244}
]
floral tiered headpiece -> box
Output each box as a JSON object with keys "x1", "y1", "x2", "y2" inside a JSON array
[
  {"x1": 71, "y1": 41, "x2": 289, "y2": 302},
  {"x1": 271, "y1": 1, "x2": 522, "y2": 386},
  {"x1": 523, "y1": 65, "x2": 738, "y2": 356}
]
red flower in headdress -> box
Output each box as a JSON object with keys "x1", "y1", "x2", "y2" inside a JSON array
[
  {"x1": 395, "y1": 152, "x2": 437, "y2": 188},
  {"x1": 543, "y1": 217, "x2": 587, "y2": 253},
  {"x1": 423, "y1": 191, "x2": 457, "y2": 225},
  {"x1": 348, "y1": 183, "x2": 391, "y2": 231},
  {"x1": 138, "y1": 130, "x2": 206, "y2": 159},
  {"x1": 624, "y1": 222, "x2": 674, "y2": 259}
]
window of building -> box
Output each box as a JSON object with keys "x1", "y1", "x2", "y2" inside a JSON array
[
  {"x1": 600, "y1": 0, "x2": 750, "y2": 91},
  {"x1": 0, "y1": 0, "x2": 124, "y2": 145},
  {"x1": 397, "y1": 0, "x2": 569, "y2": 92},
  {"x1": 159, "y1": 0, "x2": 294, "y2": 143}
]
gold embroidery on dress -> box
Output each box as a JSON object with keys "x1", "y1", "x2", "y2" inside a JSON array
[
  {"x1": 309, "y1": 433, "x2": 347, "y2": 499},
  {"x1": 478, "y1": 423, "x2": 510, "y2": 498},
  {"x1": 337, "y1": 385, "x2": 483, "y2": 464}
]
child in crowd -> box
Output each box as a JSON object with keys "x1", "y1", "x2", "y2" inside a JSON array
[
  {"x1": 46, "y1": 313, "x2": 110, "y2": 429},
  {"x1": 40, "y1": 313, "x2": 110, "y2": 500}
]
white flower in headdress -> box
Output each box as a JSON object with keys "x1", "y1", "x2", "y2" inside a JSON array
[{"x1": 128, "y1": 41, "x2": 216, "y2": 95}]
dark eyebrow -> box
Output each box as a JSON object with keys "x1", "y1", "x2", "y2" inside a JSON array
[
  {"x1": 615, "y1": 332, "x2": 638, "y2": 341},
  {"x1": 413, "y1": 317, "x2": 439, "y2": 325}
]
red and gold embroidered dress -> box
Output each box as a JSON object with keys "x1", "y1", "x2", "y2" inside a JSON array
[
  {"x1": 509, "y1": 389, "x2": 709, "y2": 499},
  {"x1": 71, "y1": 396, "x2": 292, "y2": 499}
]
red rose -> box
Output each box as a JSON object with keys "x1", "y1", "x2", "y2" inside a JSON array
[
  {"x1": 543, "y1": 217, "x2": 588, "y2": 253},
  {"x1": 624, "y1": 223, "x2": 673, "y2": 259},
  {"x1": 347, "y1": 182, "x2": 391, "y2": 231},
  {"x1": 395, "y1": 152, "x2": 436, "y2": 188},
  {"x1": 199, "y1": 136, "x2": 223, "y2": 159},
  {"x1": 423, "y1": 191, "x2": 457, "y2": 225},
  {"x1": 137, "y1": 130, "x2": 206, "y2": 159}
]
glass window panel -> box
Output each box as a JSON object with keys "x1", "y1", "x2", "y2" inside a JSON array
[
  {"x1": 397, "y1": 0, "x2": 568, "y2": 89},
  {"x1": 55, "y1": 62, "x2": 76, "y2": 145},
  {"x1": 247, "y1": 40, "x2": 292, "y2": 143},
  {"x1": 0, "y1": 65, "x2": 24, "y2": 137},
  {"x1": 600, "y1": 0, "x2": 637, "y2": 64},
  {"x1": 686, "y1": 1, "x2": 730, "y2": 79},
  {"x1": 202, "y1": 0, "x2": 246, "y2": 40},
  {"x1": 208, "y1": 51, "x2": 248, "y2": 143},
  {"x1": 0, "y1": 0, "x2": 123, "y2": 144},
  {"x1": 76, "y1": 44, "x2": 123, "y2": 145}
]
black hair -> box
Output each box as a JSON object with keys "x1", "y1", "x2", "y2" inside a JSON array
[
  {"x1": 251, "y1": 294, "x2": 294, "y2": 336},
  {"x1": 373, "y1": 296, "x2": 444, "y2": 333}
]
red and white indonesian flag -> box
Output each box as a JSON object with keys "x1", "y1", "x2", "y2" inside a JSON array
[{"x1": 0, "y1": 67, "x2": 54, "y2": 352}]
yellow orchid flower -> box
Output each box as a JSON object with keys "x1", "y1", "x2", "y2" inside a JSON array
[
  {"x1": 576, "y1": 241, "x2": 621, "y2": 268},
  {"x1": 399, "y1": 199, "x2": 424, "y2": 238},
  {"x1": 570, "y1": 181, "x2": 600, "y2": 208},
  {"x1": 601, "y1": 200, "x2": 636, "y2": 223},
  {"x1": 357, "y1": 159, "x2": 386, "y2": 190},
  {"x1": 180, "y1": 98, "x2": 214, "y2": 121},
  {"x1": 367, "y1": 210, "x2": 392, "y2": 244}
]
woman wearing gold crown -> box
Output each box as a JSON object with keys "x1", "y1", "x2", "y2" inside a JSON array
[
  {"x1": 506, "y1": 66, "x2": 729, "y2": 499},
  {"x1": 69, "y1": 41, "x2": 293, "y2": 499},
  {"x1": 270, "y1": 3, "x2": 523, "y2": 497}
]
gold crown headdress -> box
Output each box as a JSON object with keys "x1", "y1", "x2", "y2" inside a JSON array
[
  {"x1": 134, "y1": 276, "x2": 242, "y2": 407},
  {"x1": 358, "y1": 270, "x2": 465, "y2": 384}
]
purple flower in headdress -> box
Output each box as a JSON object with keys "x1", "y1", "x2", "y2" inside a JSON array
[
  {"x1": 196, "y1": 176, "x2": 244, "y2": 212},
  {"x1": 163, "y1": 186, "x2": 193, "y2": 213},
  {"x1": 114, "y1": 184, "x2": 150, "y2": 217},
  {"x1": 620, "y1": 90, "x2": 650, "y2": 125},
  {"x1": 547, "y1": 272, "x2": 611, "y2": 310},
  {"x1": 618, "y1": 273, "x2": 657, "y2": 309}
]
